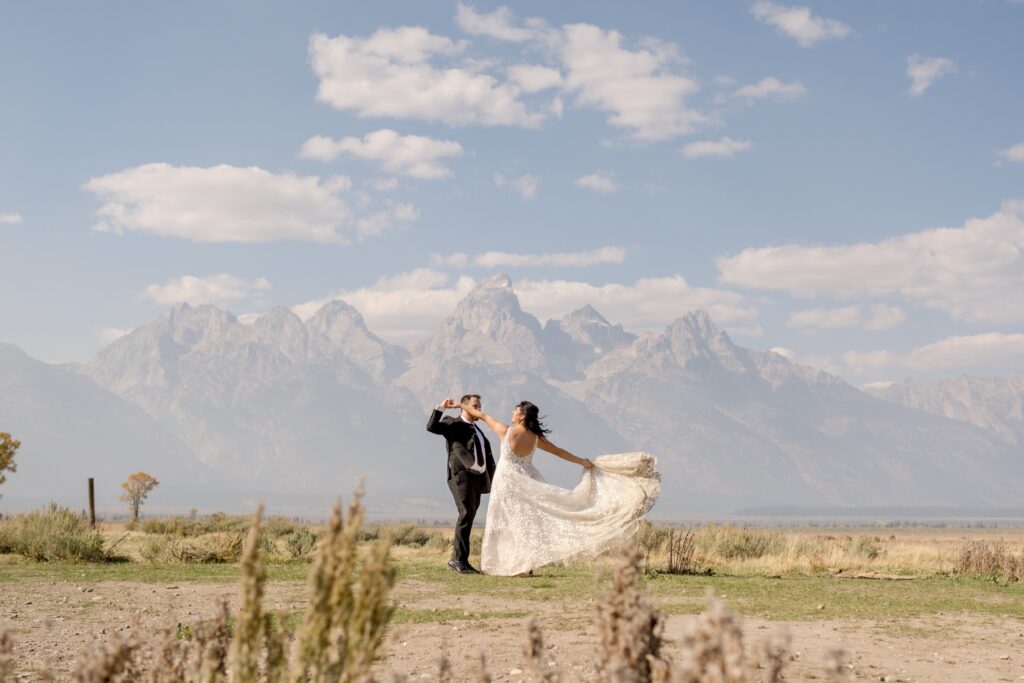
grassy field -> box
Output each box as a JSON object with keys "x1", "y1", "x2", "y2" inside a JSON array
[
  {"x1": 3, "y1": 519, "x2": 1024, "y2": 622},
  {"x1": 3, "y1": 508, "x2": 1024, "y2": 680}
]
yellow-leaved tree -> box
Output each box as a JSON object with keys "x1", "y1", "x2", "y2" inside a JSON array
[
  {"x1": 120, "y1": 471, "x2": 159, "y2": 522},
  {"x1": 0, "y1": 432, "x2": 19, "y2": 494}
]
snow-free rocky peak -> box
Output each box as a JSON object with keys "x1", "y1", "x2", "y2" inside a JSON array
[
  {"x1": 407, "y1": 273, "x2": 548, "y2": 377},
  {"x1": 305, "y1": 299, "x2": 409, "y2": 381}
]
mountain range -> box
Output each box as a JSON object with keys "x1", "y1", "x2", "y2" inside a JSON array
[{"x1": 1, "y1": 274, "x2": 1022, "y2": 516}]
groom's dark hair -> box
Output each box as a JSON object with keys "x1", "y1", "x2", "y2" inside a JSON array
[{"x1": 460, "y1": 394, "x2": 481, "y2": 404}]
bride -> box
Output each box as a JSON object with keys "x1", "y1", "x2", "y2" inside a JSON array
[{"x1": 458, "y1": 400, "x2": 660, "y2": 576}]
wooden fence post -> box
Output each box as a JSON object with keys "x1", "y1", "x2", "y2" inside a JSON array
[{"x1": 88, "y1": 478, "x2": 96, "y2": 528}]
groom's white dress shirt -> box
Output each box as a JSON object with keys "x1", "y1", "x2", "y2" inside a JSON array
[{"x1": 461, "y1": 415, "x2": 488, "y2": 474}]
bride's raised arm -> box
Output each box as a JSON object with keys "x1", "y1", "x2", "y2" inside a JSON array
[
  {"x1": 537, "y1": 437, "x2": 594, "y2": 469},
  {"x1": 461, "y1": 403, "x2": 508, "y2": 438}
]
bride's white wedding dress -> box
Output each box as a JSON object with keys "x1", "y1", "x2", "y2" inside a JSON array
[{"x1": 480, "y1": 431, "x2": 661, "y2": 576}]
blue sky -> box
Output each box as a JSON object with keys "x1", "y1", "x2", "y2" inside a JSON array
[{"x1": 1, "y1": 1, "x2": 1022, "y2": 385}]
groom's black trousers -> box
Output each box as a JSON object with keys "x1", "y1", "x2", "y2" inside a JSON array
[{"x1": 448, "y1": 469, "x2": 487, "y2": 564}]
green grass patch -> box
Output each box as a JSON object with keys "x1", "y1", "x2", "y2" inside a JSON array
[
  {"x1": 0, "y1": 555, "x2": 310, "y2": 583},
  {"x1": 5, "y1": 547, "x2": 1024, "y2": 624},
  {"x1": 648, "y1": 573, "x2": 1024, "y2": 621}
]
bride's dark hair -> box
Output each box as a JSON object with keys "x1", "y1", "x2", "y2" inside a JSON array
[{"x1": 516, "y1": 401, "x2": 551, "y2": 437}]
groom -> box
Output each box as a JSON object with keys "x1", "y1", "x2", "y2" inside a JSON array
[{"x1": 426, "y1": 393, "x2": 495, "y2": 574}]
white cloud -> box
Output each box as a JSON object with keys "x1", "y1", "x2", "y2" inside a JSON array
[
  {"x1": 559, "y1": 23, "x2": 704, "y2": 141},
  {"x1": 996, "y1": 142, "x2": 1024, "y2": 165},
  {"x1": 514, "y1": 276, "x2": 760, "y2": 335},
  {"x1": 98, "y1": 327, "x2": 131, "y2": 344},
  {"x1": 0, "y1": 213, "x2": 22, "y2": 224},
  {"x1": 733, "y1": 77, "x2": 807, "y2": 101},
  {"x1": 717, "y1": 201, "x2": 1024, "y2": 325},
  {"x1": 681, "y1": 137, "x2": 752, "y2": 160},
  {"x1": 454, "y1": 3, "x2": 542, "y2": 42},
  {"x1": 295, "y1": 270, "x2": 757, "y2": 342},
  {"x1": 907, "y1": 333, "x2": 1024, "y2": 370},
  {"x1": 432, "y1": 246, "x2": 626, "y2": 268},
  {"x1": 906, "y1": 55, "x2": 957, "y2": 97},
  {"x1": 143, "y1": 274, "x2": 271, "y2": 307},
  {"x1": 85, "y1": 163, "x2": 356, "y2": 243},
  {"x1": 506, "y1": 64, "x2": 563, "y2": 93},
  {"x1": 294, "y1": 269, "x2": 477, "y2": 341},
  {"x1": 574, "y1": 172, "x2": 619, "y2": 194},
  {"x1": 309, "y1": 28, "x2": 542, "y2": 127},
  {"x1": 843, "y1": 333, "x2": 1024, "y2": 375},
  {"x1": 789, "y1": 305, "x2": 861, "y2": 330},
  {"x1": 356, "y1": 202, "x2": 418, "y2": 239},
  {"x1": 864, "y1": 304, "x2": 906, "y2": 331},
  {"x1": 788, "y1": 304, "x2": 906, "y2": 331},
  {"x1": 750, "y1": 1, "x2": 852, "y2": 47},
  {"x1": 494, "y1": 172, "x2": 539, "y2": 200},
  {"x1": 300, "y1": 129, "x2": 464, "y2": 179},
  {"x1": 368, "y1": 177, "x2": 399, "y2": 191}
]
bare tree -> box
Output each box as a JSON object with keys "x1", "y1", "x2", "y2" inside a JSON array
[
  {"x1": 120, "y1": 471, "x2": 159, "y2": 522},
  {"x1": 0, "y1": 432, "x2": 19, "y2": 494}
]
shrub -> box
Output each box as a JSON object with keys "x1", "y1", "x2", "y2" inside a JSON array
[
  {"x1": 955, "y1": 541, "x2": 1024, "y2": 583},
  {"x1": 850, "y1": 536, "x2": 882, "y2": 560},
  {"x1": 284, "y1": 529, "x2": 317, "y2": 559},
  {"x1": 0, "y1": 503, "x2": 108, "y2": 562},
  {"x1": 635, "y1": 520, "x2": 673, "y2": 555},
  {"x1": 388, "y1": 524, "x2": 432, "y2": 547},
  {"x1": 140, "y1": 536, "x2": 170, "y2": 562},
  {"x1": 699, "y1": 524, "x2": 785, "y2": 560},
  {"x1": 169, "y1": 533, "x2": 245, "y2": 563},
  {"x1": 140, "y1": 513, "x2": 250, "y2": 537},
  {"x1": 263, "y1": 516, "x2": 301, "y2": 539},
  {"x1": 666, "y1": 528, "x2": 704, "y2": 575}
]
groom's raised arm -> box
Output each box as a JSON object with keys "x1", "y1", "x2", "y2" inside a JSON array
[{"x1": 426, "y1": 402, "x2": 452, "y2": 435}]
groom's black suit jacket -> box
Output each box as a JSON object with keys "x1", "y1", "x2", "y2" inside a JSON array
[{"x1": 426, "y1": 409, "x2": 496, "y2": 494}]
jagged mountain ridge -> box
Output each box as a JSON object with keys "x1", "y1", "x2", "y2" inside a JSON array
[
  {"x1": 866, "y1": 375, "x2": 1024, "y2": 445},
  {"x1": 4, "y1": 274, "x2": 1022, "y2": 514}
]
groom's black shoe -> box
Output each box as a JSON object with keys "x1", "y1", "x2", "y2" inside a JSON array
[{"x1": 447, "y1": 559, "x2": 478, "y2": 575}]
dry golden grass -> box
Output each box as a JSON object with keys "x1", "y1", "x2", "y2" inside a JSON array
[{"x1": 636, "y1": 522, "x2": 1024, "y2": 577}]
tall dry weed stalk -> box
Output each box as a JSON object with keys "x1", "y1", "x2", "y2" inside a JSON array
[
  {"x1": 71, "y1": 628, "x2": 140, "y2": 683},
  {"x1": 666, "y1": 530, "x2": 698, "y2": 575},
  {"x1": 596, "y1": 545, "x2": 668, "y2": 682},
  {"x1": 523, "y1": 618, "x2": 558, "y2": 683},
  {"x1": 228, "y1": 504, "x2": 266, "y2": 682},
  {"x1": 674, "y1": 590, "x2": 748, "y2": 683},
  {"x1": 0, "y1": 627, "x2": 14, "y2": 682},
  {"x1": 288, "y1": 486, "x2": 395, "y2": 682}
]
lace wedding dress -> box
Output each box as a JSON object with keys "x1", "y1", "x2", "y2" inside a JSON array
[{"x1": 480, "y1": 431, "x2": 661, "y2": 576}]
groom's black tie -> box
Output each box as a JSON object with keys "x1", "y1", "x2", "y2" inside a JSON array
[{"x1": 472, "y1": 425, "x2": 484, "y2": 468}]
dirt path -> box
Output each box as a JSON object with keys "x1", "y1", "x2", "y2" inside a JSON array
[{"x1": 3, "y1": 579, "x2": 1024, "y2": 681}]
